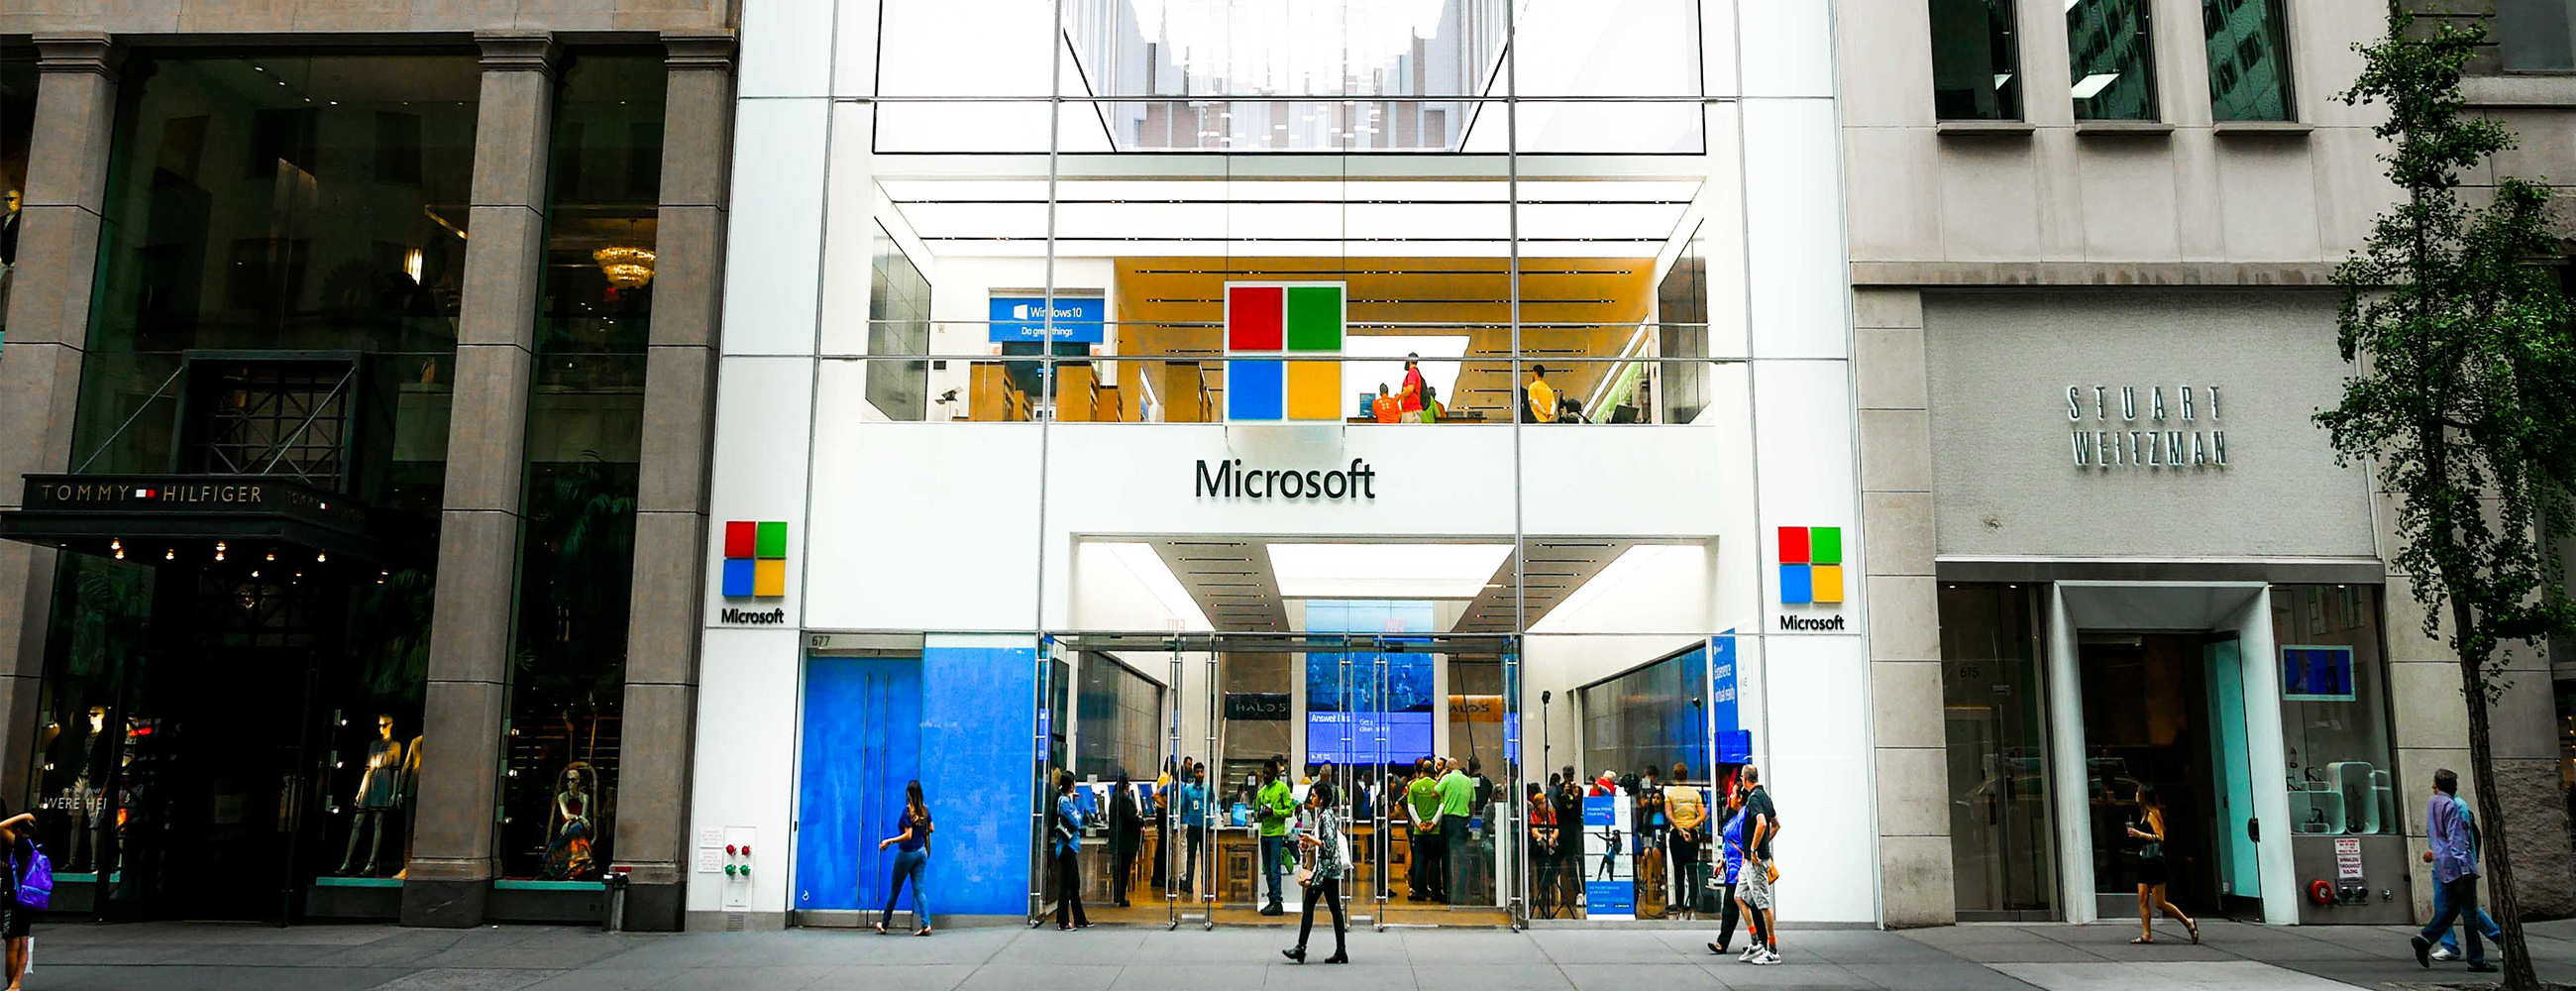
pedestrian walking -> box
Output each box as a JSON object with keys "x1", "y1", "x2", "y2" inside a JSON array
[
  {"x1": 0, "y1": 803, "x2": 36, "y2": 990},
  {"x1": 872, "y1": 780, "x2": 933, "y2": 936},
  {"x1": 2125, "y1": 784, "x2": 2199, "y2": 944},
  {"x1": 1282, "y1": 782, "x2": 1351, "y2": 965},
  {"x1": 2412, "y1": 769, "x2": 2499, "y2": 973},
  {"x1": 1736, "y1": 765, "x2": 1781, "y2": 965},
  {"x1": 1706, "y1": 781, "x2": 1748, "y2": 956}
]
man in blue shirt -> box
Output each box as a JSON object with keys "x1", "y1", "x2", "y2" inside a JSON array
[
  {"x1": 1176, "y1": 762, "x2": 1208, "y2": 895},
  {"x1": 2412, "y1": 768, "x2": 2498, "y2": 973}
]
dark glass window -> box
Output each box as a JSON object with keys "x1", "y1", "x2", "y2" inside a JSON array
[
  {"x1": 44, "y1": 50, "x2": 472, "y2": 911},
  {"x1": 2501, "y1": 0, "x2": 2576, "y2": 72},
  {"x1": 2067, "y1": 0, "x2": 2159, "y2": 120},
  {"x1": 501, "y1": 49, "x2": 666, "y2": 881},
  {"x1": 1930, "y1": 0, "x2": 2024, "y2": 120},
  {"x1": 2, "y1": 50, "x2": 35, "y2": 343},
  {"x1": 1938, "y1": 584, "x2": 2056, "y2": 919},
  {"x1": 2204, "y1": 0, "x2": 2293, "y2": 121},
  {"x1": 867, "y1": 223, "x2": 930, "y2": 420}
]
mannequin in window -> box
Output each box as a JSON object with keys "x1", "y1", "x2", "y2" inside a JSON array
[
  {"x1": 339, "y1": 715, "x2": 403, "y2": 876},
  {"x1": 61, "y1": 707, "x2": 109, "y2": 873},
  {"x1": 542, "y1": 761, "x2": 598, "y2": 881},
  {"x1": 0, "y1": 187, "x2": 19, "y2": 322},
  {"x1": 396, "y1": 734, "x2": 423, "y2": 877}
]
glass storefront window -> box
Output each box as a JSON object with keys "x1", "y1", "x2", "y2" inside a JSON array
[
  {"x1": 2269, "y1": 585, "x2": 2398, "y2": 836},
  {"x1": 1937, "y1": 584, "x2": 2055, "y2": 919},
  {"x1": 2204, "y1": 0, "x2": 2293, "y2": 122},
  {"x1": 499, "y1": 49, "x2": 665, "y2": 881},
  {"x1": 2066, "y1": 0, "x2": 2158, "y2": 121},
  {"x1": 39, "y1": 50, "x2": 472, "y2": 918},
  {"x1": 1929, "y1": 0, "x2": 2024, "y2": 121}
]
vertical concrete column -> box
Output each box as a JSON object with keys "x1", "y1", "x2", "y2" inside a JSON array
[
  {"x1": 611, "y1": 32, "x2": 735, "y2": 933},
  {"x1": 1853, "y1": 287, "x2": 1953, "y2": 928},
  {"x1": 0, "y1": 34, "x2": 120, "y2": 805},
  {"x1": 401, "y1": 30, "x2": 556, "y2": 929}
]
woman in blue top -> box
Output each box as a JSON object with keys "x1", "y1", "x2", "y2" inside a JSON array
[
  {"x1": 1050, "y1": 771, "x2": 1092, "y2": 931},
  {"x1": 873, "y1": 780, "x2": 933, "y2": 936},
  {"x1": 1705, "y1": 783, "x2": 1749, "y2": 956}
]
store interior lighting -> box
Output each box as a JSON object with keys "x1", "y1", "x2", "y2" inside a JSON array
[{"x1": 1268, "y1": 542, "x2": 1513, "y2": 599}]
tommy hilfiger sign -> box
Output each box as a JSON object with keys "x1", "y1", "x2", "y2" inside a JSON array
[{"x1": 2066, "y1": 384, "x2": 2227, "y2": 470}]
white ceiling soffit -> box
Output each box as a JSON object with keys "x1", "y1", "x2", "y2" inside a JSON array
[{"x1": 1110, "y1": 536, "x2": 1656, "y2": 636}]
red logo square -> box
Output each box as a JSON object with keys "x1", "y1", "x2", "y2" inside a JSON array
[
  {"x1": 1228, "y1": 285, "x2": 1283, "y2": 351},
  {"x1": 1777, "y1": 526, "x2": 1810, "y2": 565},
  {"x1": 723, "y1": 520, "x2": 756, "y2": 559}
]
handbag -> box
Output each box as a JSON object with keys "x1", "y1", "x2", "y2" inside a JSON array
[{"x1": 14, "y1": 844, "x2": 51, "y2": 911}]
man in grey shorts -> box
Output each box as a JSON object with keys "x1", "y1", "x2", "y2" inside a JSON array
[{"x1": 1735, "y1": 765, "x2": 1780, "y2": 965}]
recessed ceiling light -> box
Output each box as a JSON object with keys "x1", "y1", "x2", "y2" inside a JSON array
[{"x1": 1268, "y1": 543, "x2": 1512, "y2": 599}]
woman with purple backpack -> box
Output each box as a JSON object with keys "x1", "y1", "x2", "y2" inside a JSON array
[{"x1": 0, "y1": 804, "x2": 41, "y2": 990}]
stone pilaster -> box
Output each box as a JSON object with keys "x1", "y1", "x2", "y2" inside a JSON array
[
  {"x1": 0, "y1": 33, "x2": 121, "y2": 809},
  {"x1": 610, "y1": 31, "x2": 734, "y2": 934},
  {"x1": 1854, "y1": 286, "x2": 1954, "y2": 928},
  {"x1": 400, "y1": 30, "x2": 556, "y2": 929}
]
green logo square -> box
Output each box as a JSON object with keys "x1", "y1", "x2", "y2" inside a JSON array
[
  {"x1": 1809, "y1": 526, "x2": 1841, "y2": 565},
  {"x1": 755, "y1": 520, "x2": 790, "y2": 559},
  {"x1": 1283, "y1": 284, "x2": 1343, "y2": 352}
]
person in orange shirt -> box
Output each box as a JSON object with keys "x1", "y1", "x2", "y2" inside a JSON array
[
  {"x1": 1400, "y1": 354, "x2": 1426, "y2": 413},
  {"x1": 1373, "y1": 384, "x2": 1401, "y2": 423}
]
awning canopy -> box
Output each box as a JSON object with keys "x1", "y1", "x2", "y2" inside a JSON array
[{"x1": 1, "y1": 474, "x2": 393, "y2": 565}]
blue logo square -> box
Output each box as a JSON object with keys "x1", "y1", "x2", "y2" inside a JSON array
[
  {"x1": 721, "y1": 558, "x2": 757, "y2": 598},
  {"x1": 1228, "y1": 360, "x2": 1284, "y2": 420},
  {"x1": 1779, "y1": 563, "x2": 1812, "y2": 605}
]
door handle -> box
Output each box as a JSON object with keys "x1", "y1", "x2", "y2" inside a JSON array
[{"x1": 2248, "y1": 818, "x2": 2260, "y2": 842}]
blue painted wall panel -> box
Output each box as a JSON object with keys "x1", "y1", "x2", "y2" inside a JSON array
[{"x1": 919, "y1": 644, "x2": 1038, "y2": 917}]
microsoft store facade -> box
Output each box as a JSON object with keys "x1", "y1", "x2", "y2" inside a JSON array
[{"x1": 687, "y1": 0, "x2": 1885, "y2": 931}]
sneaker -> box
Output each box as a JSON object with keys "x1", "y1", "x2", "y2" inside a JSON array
[
  {"x1": 1750, "y1": 949, "x2": 1781, "y2": 965},
  {"x1": 2468, "y1": 961, "x2": 2499, "y2": 973},
  {"x1": 2430, "y1": 946, "x2": 2459, "y2": 961},
  {"x1": 1739, "y1": 945, "x2": 1761, "y2": 961}
]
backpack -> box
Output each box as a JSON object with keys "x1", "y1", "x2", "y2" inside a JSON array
[{"x1": 14, "y1": 842, "x2": 51, "y2": 911}]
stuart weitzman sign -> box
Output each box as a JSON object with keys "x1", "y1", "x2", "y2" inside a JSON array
[{"x1": 2067, "y1": 384, "x2": 2227, "y2": 470}]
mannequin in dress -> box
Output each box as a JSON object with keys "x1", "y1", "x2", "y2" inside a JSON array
[
  {"x1": 339, "y1": 715, "x2": 403, "y2": 876},
  {"x1": 542, "y1": 761, "x2": 598, "y2": 880}
]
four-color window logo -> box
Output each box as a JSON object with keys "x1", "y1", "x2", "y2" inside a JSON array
[
  {"x1": 1225, "y1": 281, "x2": 1346, "y2": 422},
  {"x1": 720, "y1": 521, "x2": 788, "y2": 598},
  {"x1": 1777, "y1": 525, "x2": 1843, "y2": 605}
]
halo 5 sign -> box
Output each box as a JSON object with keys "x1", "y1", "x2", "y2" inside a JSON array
[{"x1": 2067, "y1": 384, "x2": 2226, "y2": 470}]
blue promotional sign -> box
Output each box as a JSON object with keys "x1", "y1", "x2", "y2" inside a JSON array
[
  {"x1": 1707, "y1": 633, "x2": 1740, "y2": 737},
  {"x1": 989, "y1": 294, "x2": 1106, "y2": 343},
  {"x1": 2280, "y1": 645, "x2": 2357, "y2": 702},
  {"x1": 1584, "y1": 880, "x2": 1636, "y2": 916},
  {"x1": 1707, "y1": 631, "x2": 1753, "y2": 764}
]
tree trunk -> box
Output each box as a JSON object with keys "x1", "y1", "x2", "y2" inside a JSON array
[{"x1": 2451, "y1": 596, "x2": 2539, "y2": 991}]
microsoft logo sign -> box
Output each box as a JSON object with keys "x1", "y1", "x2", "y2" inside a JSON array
[
  {"x1": 1225, "y1": 281, "x2": 1345, "y2": 422},
  {"x1": 719, "y1": 520, "x2": 788, "y2": 599},
  {"x1": 1777, "y1": 525, "x2": 1843, "y2": 606}
]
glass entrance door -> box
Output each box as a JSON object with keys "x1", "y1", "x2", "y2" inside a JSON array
[{"x1": 1937, "y1": 584, "x2": 2058, "y2": 921}]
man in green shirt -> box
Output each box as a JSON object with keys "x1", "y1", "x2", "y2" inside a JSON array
[
  {"x1": 1438, "y1": 758, "x2": 1477, "y2": 905},
  {"x1": 1404, "y1": 759, "x2": 1446, "y2": 902},
  {"x1": 1255, "y1": 758, "x2": 1297, "y2": 915}
]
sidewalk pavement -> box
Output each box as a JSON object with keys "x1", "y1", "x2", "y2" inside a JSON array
[{"x1": 23, "y1": 916, "x2": 2576, "y2": 990}]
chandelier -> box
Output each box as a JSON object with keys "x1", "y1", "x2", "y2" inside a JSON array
[{"x1": 592, "y1": 246, "x2": 657, "y2": 289}]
